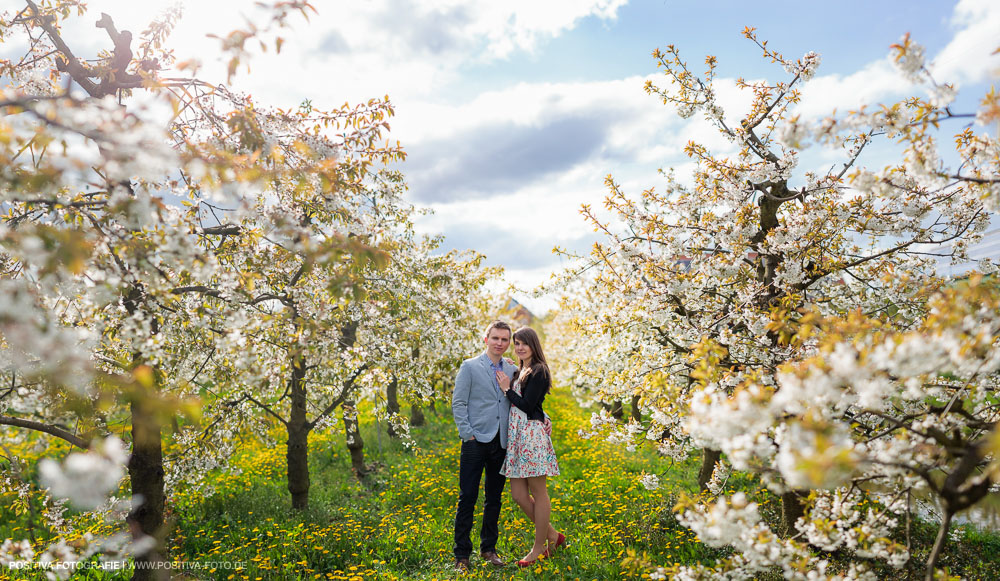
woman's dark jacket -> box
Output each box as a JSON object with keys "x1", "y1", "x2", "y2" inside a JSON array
[{"x1": 505, "y1": 368, "x2": 549, "y2": 421}]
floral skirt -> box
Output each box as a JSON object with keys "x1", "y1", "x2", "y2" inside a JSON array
[{"x1": 501, "y1": 406, "x2": 559, "y2": 478}]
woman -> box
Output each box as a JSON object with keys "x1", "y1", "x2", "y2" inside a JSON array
[{"x1": 495, "y1": 327, "x2": 565, "y2": 567}]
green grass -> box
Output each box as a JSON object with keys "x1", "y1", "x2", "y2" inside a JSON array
[
  {"x1": 4, "y1": 389, "x2": 1000, "y2": 580},
  {"x1": 158, "y1": 390, "x2": 713, "y2": 580}
]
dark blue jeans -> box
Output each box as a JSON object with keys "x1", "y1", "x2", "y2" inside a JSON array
[{"x1": 453, "y1": 433, "x2": 506, "y2": 558}]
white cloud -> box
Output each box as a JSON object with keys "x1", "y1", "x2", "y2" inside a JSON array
[
  {"x1": 416, "y1": 167, "x2": 607, "y2": 240},
  {"x1": 254, "y1": 0, "x2": 630, "y2": 105},
  {"x1": 795, "y1": 59, "x2": 908, "y2": 120},
  {"x1": 308, "y1": 0, "x2": 628, "y2": 62},
  {"x1": 402, "y1": 72, "x2": 772, "y2": 288},
  {"x1": 791, "y1": 0, "x2": 1000, "y2": 121},
  {"x1": 933, "y1": 0, "x2": 1000, "y2": 84},
  {"x1": 30, "y1": 0, "x2": 628, "y2": 107},
  {"x1": 398, "y1": 76, "x2": 665, "y2": 142},
  {"x1": 406, "y1": 0, "x2": 629, "y2": 60},
  {"x1": 399, "y1": 77, "x2": 676, "y2": 204}
]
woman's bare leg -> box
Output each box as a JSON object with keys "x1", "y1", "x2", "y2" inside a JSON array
[
  {"x1": 509, "y1": 478, "x2": 533, "y2": 518},
  {"x1": 509, "y1": 477, "x2": 559, "y2": 544},
  {"x1": 520, "y1": 476, "x2": 558, "y2": 562}
]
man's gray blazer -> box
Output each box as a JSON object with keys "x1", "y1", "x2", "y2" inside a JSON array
[{"x1": 452, "y1": 353, "x2": 518, "y2": 448}]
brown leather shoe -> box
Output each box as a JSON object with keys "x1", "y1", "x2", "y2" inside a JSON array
[
  {"x1": 454, "y1": 557, "x2": 471, "y2": 572},
  {"x1": 480, "y1": 550, "x2": 505, "y2": 567}
]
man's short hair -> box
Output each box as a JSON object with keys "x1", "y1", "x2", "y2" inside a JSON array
[{"x1": 483, "y1": 320, "x2": 512, "y2": 338}]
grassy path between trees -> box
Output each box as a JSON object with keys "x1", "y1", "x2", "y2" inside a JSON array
[
  {"x1": 6, "y1": 387, "x2": 1000, "y2": 579},
  {"x1": 163, "y1": 388, "x2": 716, "y2": 580}
]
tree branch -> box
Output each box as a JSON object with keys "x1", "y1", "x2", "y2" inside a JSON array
[
  {"x1": 244, "y1": 394, "x2": 288, "y2": 427},
  {"x1": 307, "y1": 363, "x2": 370, "y2": 430},
  {"x1": 200, "y1": 225, "x2": 241, "y2": 236},
  {"x1": 170, "y1": 285, "x2": 222, "y2": 298},
  {"x1": 946, "y1": 173, "x2": 1000, "y2": 184},
  {"x1": 25, "y1": 0, "x2": 102, "y2": 97},
  {"x1": 0, "y1": 415, "x2": 91, "y2": 448}
]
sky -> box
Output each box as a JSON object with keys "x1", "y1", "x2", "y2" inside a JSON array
[{"x1": 8, "y1": 0, "x2": 1000, "y2": 313}]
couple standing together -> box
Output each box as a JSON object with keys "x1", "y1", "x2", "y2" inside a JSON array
[{"x1": 451, "y1": 321, "x2": 565, "y2": 571}]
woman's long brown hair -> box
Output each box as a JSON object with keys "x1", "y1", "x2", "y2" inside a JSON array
[{"x1": 513, "y1": 327, "x2": 550, "y2": 392}]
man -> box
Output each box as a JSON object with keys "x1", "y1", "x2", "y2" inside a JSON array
[{"x1": 451, "y1": 320, "x2": 519, "y2": 571}]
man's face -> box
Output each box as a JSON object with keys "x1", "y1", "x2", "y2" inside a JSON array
[{"x1": 485, "y1": 328, "x2": 511, "y2": 357}]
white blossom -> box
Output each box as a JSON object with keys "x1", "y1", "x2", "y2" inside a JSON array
[
  {"x1": 639, "y1": 473, "x2": 661, "y2": 491},
  {"x1": 38, "y1": 436, "x2": 129, "y2": 510}
]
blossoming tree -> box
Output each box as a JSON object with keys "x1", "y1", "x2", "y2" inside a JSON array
[
  {"x1": 0, "y1": 1, "x2": 259, "y2": 574},
  {"x1": 0, "y1": 0, "x2": 498, "y2": 575},
  {"x1": 175, "y1": 155, "x2": 499, "y2": 507},
  {"x1": 555, "y1": 29, "x2": 999, "y2": 579}
]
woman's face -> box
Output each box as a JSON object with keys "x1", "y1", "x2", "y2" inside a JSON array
[{"x1": 513, "y1": 338, "x2": 533, "y2": 363}]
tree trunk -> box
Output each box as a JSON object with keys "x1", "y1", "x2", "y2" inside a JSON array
[
  {"x1": 410, "y1": 402, "x2": 425, "y2": 426},
  {"x1": 925, "y1": 508, "x2": 953, "y2": 581},
  {"x1": 286, "y1": 352, "x2": 310, "y2": 510},
  {"x1": 127, "y1": 394, "x2": 167, "y2": 581},
  {"x1": 780, "y1": 490, "x2": 806, "y2": 537},
  {"x1": 697, "y1": 448, "x2": 721, "y2": 492},
  {"x1": 607, "y1": 400, "x2": 624, "y2": 420},
  {"x1": 386, "y1": 377, "x2": 400, "y2": 438},
  {"x1": 924, "y1": 445, "x2": 992, "y2": 579},
  {"x1": 630, "y1": 394, "x2": 642, "y2": 422},
  {"x1": 122, "y1": 284, "x2": 168, "y2": 581},
  {"x1": 754, "y1": 190, "x2": 810, "y2": 542},
  {"x1": 343, "y1": 400, "x2": 367, "y2": 477}
]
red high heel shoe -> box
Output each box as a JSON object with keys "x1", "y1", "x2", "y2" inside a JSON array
[{"x1": 541, "y1": 533, "x2": 566, "y2": 558}]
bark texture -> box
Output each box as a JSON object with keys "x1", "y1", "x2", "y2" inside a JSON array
[
  {"x1": 127, "y1": 396, "x2": 167, "y2": 581},
  {"x1": 343, "y1": 400, "x2": 367, "y2": 477},
  {"x1": 697, "y1": 448, "x2": 722, "y2": 492},
  {"x1": 286, "y1": 352, "x2": 310, "y2": 510},
  {"x1": 410, "y1": 403, "x2": 426, "y2": 427},
  {"x1": 386, "y1": 377, "x2": 400, "y2": 438}
]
